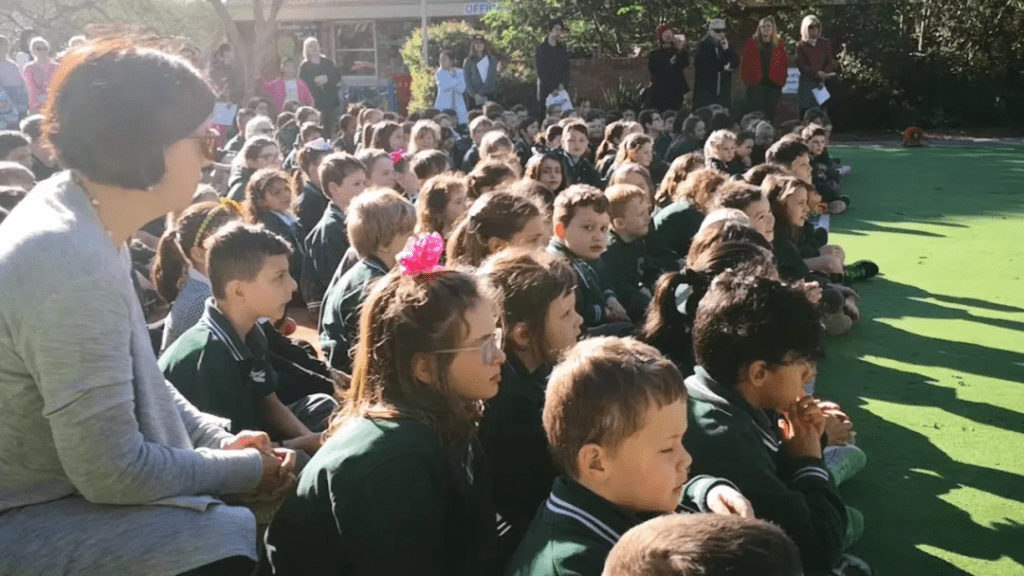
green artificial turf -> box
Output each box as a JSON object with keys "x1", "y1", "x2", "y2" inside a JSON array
[{"x1": 817, "y1": 146, "x2": 1024, "y2": 575}]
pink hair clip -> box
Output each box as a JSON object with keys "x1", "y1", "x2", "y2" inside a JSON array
[
  {"x1": 398, "y1": 232, "x2": 445, "y2": 277},
  {"x1": 390, "y1": 148, "x2": 407, "y2": 165}
]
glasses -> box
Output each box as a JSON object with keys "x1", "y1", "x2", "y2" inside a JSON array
[
  {"x1": 190, "y1": 127, "x2": 220, "y2": 162},
  {"x1": 712, "y1": 28, "x2": 726, "y2": 33},
  {"x1": 808, "y1": 24, "x2": 820, "y2": 29},
  {"x1": 434, "y1": 328, "x2": 504, "y2": 364}
]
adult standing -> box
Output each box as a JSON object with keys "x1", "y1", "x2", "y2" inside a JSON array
[
  {"x1": 692, "y1": 19, "x2": 739, "y2": 111},
  {"x1": 209, "y1": 42, "x2": 243, "y2": 104},
  {"x1": 0, "y1": 36, "x2": 29, "y2": 120},
  {"x1": 0, "y1": 38, "x2": 296, "y2": 575},
  {"x1": 434, "y1": 50, "x2": 468, "y2": 126},
  {"x1": 22, "y1": 37, "x2": 58, "y2": 114},
  {"x1": 741, "y1": 17, "x2": 788, "y2": 121},
  {"x1": 14, "y1": 30, "x2": 36, "y2": 69},
  {"x1": 258, "y1": 56, "x2": 314, "y2": 115},
  {"x1": 464, "y1": 34, "x2": 498, "y2": 109},
  {"x1": 796, "y1": 14, "x2": 837, "y2": 117},
  {"x1": 299, "y1": 37, "x2": 342, "y2": 136},
  {"x1": 647, "y1": 24, "x2": 689, "y2": 112},
  {"x1": 534, "y1": 18, "x2": 570, "y2": 119}
]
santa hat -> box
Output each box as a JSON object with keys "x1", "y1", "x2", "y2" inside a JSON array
[{"x1": 656, "y1": 24, "x2": 673, "y2": 40}]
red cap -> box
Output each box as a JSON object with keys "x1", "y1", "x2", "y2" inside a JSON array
[{"x1": 656, "y1": 24, "x2": 673, "y2": 41}]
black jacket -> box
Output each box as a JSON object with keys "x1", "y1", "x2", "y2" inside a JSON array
[
  {"x1": 534, "y1": 40, "x2": 570, "y2": 95},
  {"x1": 648, "y1": 45, "x2": 689, "y2": 111},
  {"x1": 692, "y1": 35, "x2": 739, "y2": 110}
]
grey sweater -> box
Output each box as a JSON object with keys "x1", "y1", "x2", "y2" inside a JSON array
[{"x1": 0, "y1": 172, "x2": 264, "y2": 573}]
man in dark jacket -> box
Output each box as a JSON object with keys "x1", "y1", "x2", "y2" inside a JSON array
[
  {"x1": 692, "y1": 19, "x2": 739, "y2": 110},
  {"x1": 647, "y1": 25, "x2": 690, "y2": 112},
  {"x1": 534, "y1": 18, "x2": 571, "y2": 119}
]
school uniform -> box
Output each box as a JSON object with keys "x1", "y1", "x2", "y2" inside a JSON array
[
  {"x1": 599, "y1": 231, "x2": 654, "y2": 323},
  {"x1": 652, "y1": 132, "x2": 673, "y2": 164},
  {"x1": 479, "y1": 356, "x2": 556, "y2": 565},
  {"x1": 684, "y1": 366, "x2": 851, "y2": 572},
  {"x1": 319, "y1": 255, "x2": 389, "y2": 372},
  {"x1": 812, "y1": 152, "x2": 843, "y2": 203},
  {"x1": 505, "y1": 474, "x2": 736, "y2": 576},
  {"x1": 159, "y1": 299, "x2": 336, "y2": 435},
  {"x1": 302, "y1": 202, "x2": 349, "y2": 314},
  {"x1": 559, "y1": 150, "x2": 604, "y2": 188},
  {"x1": 547, "y1": 240, "x2": 614, "y2": 330},
  {"x1": 651, "y1": 200, "x2": 705, "y2": 263},
  {"x1": 265, "y1": 417, "x2": 499, "y2": 576},
  {"x1": 663, "y1": 135, "x2": 702, "y2": 164},
  {"x1": 596, "y1": 153, "x2": 617, "y2": 183},
  {"x1": 294, "y1": 181, "x2": 329, "y2": 237},
  {"x1": 706, "y1": 156, "x2": 730, "y2": 174},
  {"x1": 227, "y1": 166, "x2": 256, "y2": 202},
  {"x1": 255, "y1": 209, "x2": 306, "y2": 284},
  {"x1": 451, "y1": 136, "x2": 474, "y2": 172},
  {"x1": 463, "y1": 144, "x2": 482, "y2": 172}
]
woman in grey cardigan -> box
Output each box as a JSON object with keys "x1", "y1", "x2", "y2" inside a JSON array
[
  {"x1": 0, "y1": 39, "x2": 296, "y2": 576},
  {"x1": 464, "y1": 34, "x2": 498, "y2": 108}
]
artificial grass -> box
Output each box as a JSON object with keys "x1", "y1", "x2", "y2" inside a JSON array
[{"x1": 818, "y1": 146, "x2": 1024, "y2": 575}]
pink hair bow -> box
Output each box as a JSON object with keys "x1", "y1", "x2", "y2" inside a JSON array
[
  {"x1": 398, "y1": 232, "x2": 445, "y2": 277},
  {"x1": 390, "y1": 148, "x2": 407, "y2": 165}
]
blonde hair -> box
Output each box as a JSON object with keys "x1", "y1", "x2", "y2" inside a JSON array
[
  {"x1": 753, "y1": 16, "x2": 780, "y2": 46},
  {"x1": 800, "y1": 15, "x2": 822, "y2": 42},
  {"x1": 409, "y1": 120, "x2": 442, "y2": 155},
  {"x1": 605, "y1": 184, "x2": 649, "y2": 221},
  {"x1": 347, "y1": 188, "x2": 416, "y2": 258},
  {"x1": 479, "y1": 131, "x2": 514, "y2": 159},
  {"x1": 704, "y1": 129, "x2": 736, "y2": 159}
]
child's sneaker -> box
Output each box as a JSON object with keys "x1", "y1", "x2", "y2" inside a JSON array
[
  {"x1": 843, "y1": 260, "x2": 879, "y2": 283},
  {"x1": 838, "y1": 165, "x2": 852, "y2": 176},
  {"x1": 825, "y1": 445, "x2": 867, "y2": 486},
  {"x1": 839, "y1": 194, "x2": 851, "y2": 206},
  {"x1": 832, "y1": 553, "x2": 871, "y2": 576}
]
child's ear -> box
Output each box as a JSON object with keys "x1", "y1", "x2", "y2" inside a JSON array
[
  {"x1": 487, "y1": 237, "x2": 506, "y2": 254},
  {"x1": 576, "y1": 444, "x2": 608, "y2": 481},
  {"x1": 510, "y1": 321, "x2": 532, "y2": 350},
  {"x1": 188, "y1": 245, "x2": 206, "y2": 268},
  {"x1": 612, "y1": 216, "x2": 626, "y2": 230},
  {"x1": 745, "y1": 360, "x2": 770, "y2": 391},
  {"x1": 554, "y1": 221, "x2": 567, "y2": 239},
  {"x1": 326, "y1": 181, "x2": 340, "y2": 200},
  {"x1": 412, "y1": 352, "x2": 438, "y2": 386}
]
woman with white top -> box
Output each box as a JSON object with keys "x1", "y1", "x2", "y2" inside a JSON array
[{"x1": 435, "y1": 50, "x2": 468, "y2": 126}]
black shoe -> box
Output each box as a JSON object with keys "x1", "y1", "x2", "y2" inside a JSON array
[{"x1": 844, "y1": 260, "x2": 879, "y2": 283}]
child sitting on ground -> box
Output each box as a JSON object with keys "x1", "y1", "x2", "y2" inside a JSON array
[
  {"x1": 608, "y1": 162, "x2": 655, "y2": 202},
  {"x1": 407, "y1": 119, "x2": 441, "y2": 155},
  {"x1": 525, "y1": 151, "x2": 566, "y2": 197},
  {"x1": 560, "y1": 121, "x2": 604, "y2": 188},
  {"x1": 390, "y1": 150, "x2": 420, "y2": 200},
  {"x1": 730, "y1": 130, "x2": 755, "y2": 176},
  {"x1": 639, "y1": 109, "x2": 672, "y2": 165},
  {"x1": 448, "y1": 191, "x2": 547, "y2": 267},
  {"x1": 459, "y1": 116, "x2": 495, "y2": 171},
  {"x1": 684, "y1": 270, "x2": 870, "y2": 576},
  {"x1": 479, "y1": 131, "x2": 518, "y2": 167},
  {"x1": 655, "y1": 152, "x2": 705, "y2": 209},
  {"x1": 291, "y1": 139, "x2": 332, "y2": 236},
  {"x1": 265, "y1": 249, "x2": 505, "y2": 574},
  {"x1": 548, "y1": 185, "x2": 632, "y2": 334},
  {"x1": 356, "y1": 148, "x2": 397, "y2": 189},
  {"x1": 415, "y1": 173, "x2": 470, "y2": 239},
  {"x1": 752, "y1": 121, "x2": 776, "y2": 165},
  {"x1": 665, "y1": 115, "x2": 707, "y2": 164},
  {"x1": 602, "y1": 513, "x2": 802, "y2": 576},
  {"x1": 478, "y1": 249, "x2": 583, "y2": 563},
  {"x1": 703, "y1": 129, "x2": 736, "y2": 174},
  {"x1": 600, "y1": 184, "x2": 656, "y2": 322},
  {"x1": 160, "y1": 223, "x2": 337, "y2": 455},
  {"x1": 467, "y1": 159, "x2": 518, "y2": 199},
  {"x1": 320, "y1": 188, "x2": 415, "y2": 372},
  {"x1": 505, "y1": 337, "x2": 752, "y2": 576},
  {"x1": 802, "y1": 123, "x2": 848, "y2": 214},
  {"x1": 301, "y1": 153, "x2": 367, "y2": 315},
  {"x1": 651, "y1": 168, "x2": 726, "y2": 264},
  {"x1": 411, "y1": 149, "x2": 451, "y2": 188},
  {"x1": 243, "y1": 168, "x2": 305, "y2": 285}
]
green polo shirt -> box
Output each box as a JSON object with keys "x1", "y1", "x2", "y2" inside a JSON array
[
  {"x1": 559, "y1": 149, "x2": 604, "y2": 188},
  {"x1": 319, "y1": 255, "x2": 389, "y2": 372},
  {"x1": 159, "y1": 299, "x2": 277, "y2": 434},
  {"x1": 505, "y1": 474, "x2": 733, "y2": 576},
  {"x1": 664, "y1": 135, "x2": 701, "y2": 163},
  {"x1": 547, "y1": 240, "x2": 613, "y2": 329},
  {"x1": 599, "y1": 231, "x2": 652, "y2": 323},
  {"x1": 265, "y1": 416, "x2": 498, "y2": 575},
  {"x1": 651, "y1": 199, "x2": 705, "y2": 262},
  {"x1": 301, "y1": 202, "x2": 349, "y2": 311}
]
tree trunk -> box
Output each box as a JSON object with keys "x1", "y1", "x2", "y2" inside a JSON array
[{"x1": 207, "y1": 0, "x2": 286, "y2": 98}]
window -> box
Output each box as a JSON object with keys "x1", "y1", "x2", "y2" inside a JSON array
[{"x1": 335, "y1": 21, "x2": 377, "y2": 78}]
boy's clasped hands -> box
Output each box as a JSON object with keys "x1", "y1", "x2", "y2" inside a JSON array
[{"x1": 778, "y1": 396, "x2": 857, "y2": 460}]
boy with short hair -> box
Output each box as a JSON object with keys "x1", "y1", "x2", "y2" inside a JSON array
[
  {"x1": 765, "y1": 139, "x2": 814, "y2": 187},
  {"x1": 457, "y1": 116, "x2": 494, "y2": 172},
  {"x1": 319, "y1": 188, "x2": 415, "y2": 371},
  {"x1": 505, "y1": 337, "x2": 751, "y2": 576},
  {"x1": 802, "y1": 123, "x2": 848, "y2": 214},
  {"x1": 411, "y1": 149, "x2": 451, "y2": 186},
  {"x1": 160, "y1": 223, "x2": 337, "y2": 455},
  {"x1": 684, "y1": 271, "x2": 869, "y2": 575},
  {"x1": 599, "y1": 184, "x2": 657, "y2": 322},
  {"x1": 602, "y1": 513, "x2": 803, "y2": 576},
  {"x1": 19, "y1": 115, "x2": 59, "y2": 181},
  {"x1": 548, "y1": 185, "x2": 630, "y2": 333},
  {"x1": 639, "y1": 109, "x2": 672, "y2": 164},
  {"x1": 559, "y1": 122, "x2": 603, "y2": 188},
  {"x1": 0, "y1": 130, "x2": 31, "y2": 170}
]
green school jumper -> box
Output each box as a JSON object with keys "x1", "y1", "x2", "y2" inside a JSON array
[
  {"x1": 479, "y1": 356, "x2": 556, "y2": 564},
  {"x1": 504, "y1": 475, "x2": 734, "y2": 576},
  {"x1": 651, "y1": 200, "x2": 705, "y2": 262},
  {"x1": 319, "y1": 255, "x2": 389, "y2": 372},
  {"x1": 684, "y1": 367, "x2": 850, "y2": 572},
  {"x1": 301, "y1": 202, "x2": 349, "y2": 312},
  {"x1": 265, "y1": 417, "x2": 499, "y2": 576},
  {"x1": 547, "y1": 240, "x2": 613, "y2": 329},
  {"x1": 559, "y1": 149, "x2": 604, "y2": 188},
  {"x1": 159, "y1": 299, "x2": 276, "y2": 434},
  {"x1": 599, "y1": 231, "x2": 653, "y2": 323}
]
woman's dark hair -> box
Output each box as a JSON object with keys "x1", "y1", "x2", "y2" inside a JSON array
[
  {"x1": 327, "y1": 268, "x2": 495, "y2": 454},
  {"x1": 369, "y1": 121, "x2": 402, "y2": 152},
  {"x1": 595, "y1": 121, "x2": 628, "y2": 161},
  {"x1": 44, "y1": 38, "x2": 216, "y2": 189},
  {"x1": 240, "y1": 135, "x2": 277, "y2": 165},
  {"x1": 242, "y1": 168, "x2": 291, "y2": 222},
  {"x1": 447, "y1": 191, "x2": 543, "y2": 267},
  {"x1": 641, "y1": 241, "x2": 776, "y2": 376},
  {"x1": 480, "y1": 249, "x2": 576, "y2": 366},
  {"x1": 152, "y1": 201, "x2": 239, "y2": 303}
]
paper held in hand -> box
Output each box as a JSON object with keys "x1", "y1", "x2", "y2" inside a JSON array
[{"x1": 812, "y1": 85, "x2": 831, "y2": 105}]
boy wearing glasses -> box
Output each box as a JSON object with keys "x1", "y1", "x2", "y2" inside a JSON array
[{"x1": 692, "y1": 19, "x2": 739, "y2": 111}]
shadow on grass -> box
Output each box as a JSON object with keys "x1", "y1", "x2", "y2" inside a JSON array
[{"x1": 819, "y1": 277, "x2": 1024, "y2": 574}]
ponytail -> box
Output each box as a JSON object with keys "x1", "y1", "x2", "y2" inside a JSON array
[
  {"x1": 151, "y1": 201, "x2": 240, "y2": 303},
  {"x1": 639, "y1": 268, "x2": 707, "y2": 369},
  {"x1": 153, "y1": 229, "x2": 190, "y2": 303}
]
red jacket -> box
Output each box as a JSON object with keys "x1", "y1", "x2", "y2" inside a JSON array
[{"x1": 741, "y1": 39, "x2": 788, "y2": 88}]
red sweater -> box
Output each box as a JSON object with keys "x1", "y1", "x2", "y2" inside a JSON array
[
  {"x1": 741, "y1": 39, "x2": 788, "y2": 87},
  {"x1": 796, "y1": 38, "x2": 835, "y2": 82}
]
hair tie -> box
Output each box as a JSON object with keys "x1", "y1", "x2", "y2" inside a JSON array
[
  {"x1": 398, "y1": 233, "x2": 445, "y2": 277},
  {"x1": 220, "y1": 197, "x2": 243, "y2": 214},
  {"x1": 390, "y1": 148, "x2": 407, "y2": 165},
  {"x1": 305, "y1": 137, "x2": 332, "y2": 152},
  {"x1": 193, "y1": 198, "x2": 239, "y2": 248}
]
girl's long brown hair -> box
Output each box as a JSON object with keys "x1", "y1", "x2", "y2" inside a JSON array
[
  {"x1": 595, "y1": 121, "x2": 628, "y2": 161},
  {"x1": 242, "y1": 168, "x2": 291, "y2": 222},
  {"x1": 327, "y1": 269, "x2": 494, "y2": 454},
  {"x1": 656, "y1": 152, "x2": 705, "y2": 207},
  {"x1": 152, "y1": 201, "x2": 239, "y2": 303},
  {"x1": 446, "y1": 191, "x2": 543, "y2": 267}
]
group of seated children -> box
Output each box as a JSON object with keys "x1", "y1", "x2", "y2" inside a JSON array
[{"x1": 111, "y1": 96, "x2": 879, "y2": 575}]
